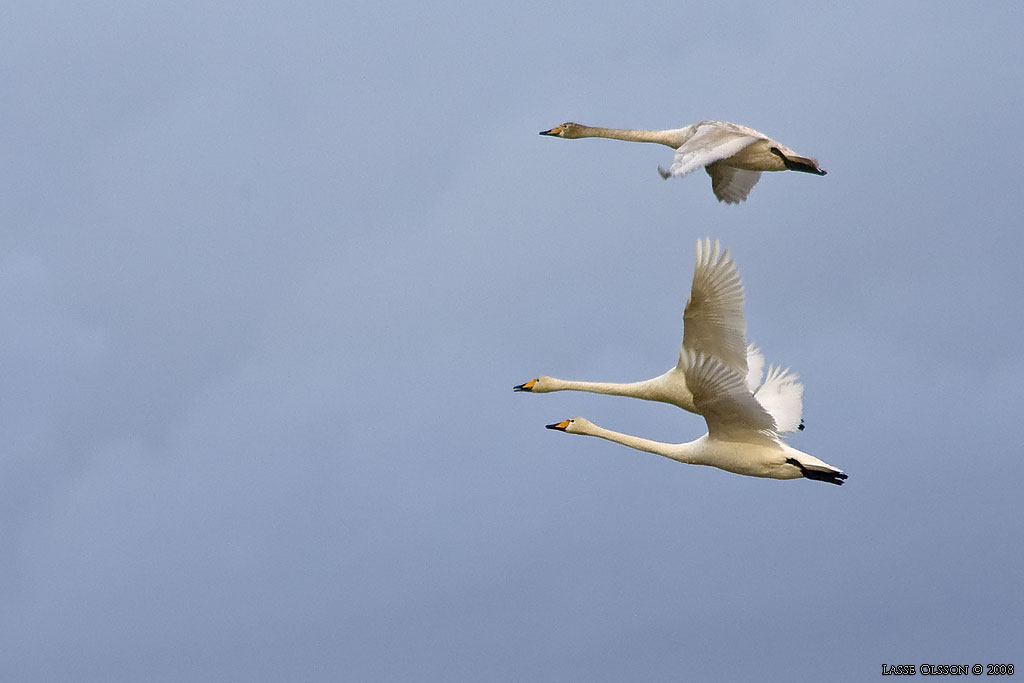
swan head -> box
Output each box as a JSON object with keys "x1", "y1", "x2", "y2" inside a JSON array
[
  {"x1": 513, "y1": 376, "x2": 557, "y2": 393},
  {"x1": 539, "y1": 122, "x2": 582, "y2": 139},
  {"x1": 544, "y1": 417, "x2": 592, "y2": 433}
]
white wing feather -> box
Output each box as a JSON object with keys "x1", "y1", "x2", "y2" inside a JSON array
[
  {"x1": 753, "y1": 364, "x2": 805, "y2": 434},
  {"x1": 744, "y1": 344, "x2": 765, "y2": 394},
  {"x1": 679, "y1": 348, "x2": 777, "y2": 445},
  {"x1": 705, "y1": 165, "x2": 762, "y2": 204},
  {"x1": 680, "y1": 238, "x2": 748, "y2": 377},
  {"x1": 662, "y1": 123, "x2": 759, "y2": 178}
]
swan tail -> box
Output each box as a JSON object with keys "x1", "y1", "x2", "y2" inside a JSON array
[{"x1": 770, "y1": 148, "x2": 827, "y2": 175}]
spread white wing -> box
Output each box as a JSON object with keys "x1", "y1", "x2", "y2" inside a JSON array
[
  {"x1": 679, "y1": 238, "x2": 748, "y2": 377},
  {"x1": 679, "y1": 348, "x2": 778, "y2": 445},
  {"x1": 753, "y1": 364, "x2": 804, "y2": 433},
  {"x1": 705, "y1": 164, "x2": 762, "y2": 204},
  {"x1": 744, "y1": 344, "x2": 766, "y2": 394},
  {"x1": 660, "y1": 122, "x2": 760, "y2": 178}
]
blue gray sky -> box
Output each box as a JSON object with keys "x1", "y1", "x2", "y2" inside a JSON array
[{"x1": 2, "y1": 2, "x2": 1022, "y2": 680}]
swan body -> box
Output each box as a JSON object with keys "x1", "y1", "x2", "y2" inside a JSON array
[
  {"x1": 515, "y1": 239, "x2": 804, "y2": 433},
  {"x1": 546, "y1": 350, "x2": 846, "y2": 485},
  {"x1": 540, "y1": 120, "x2": 826, "y2": 203}
]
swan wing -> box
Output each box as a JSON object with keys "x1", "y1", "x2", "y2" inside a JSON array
[
  {"x1": 705, "y1": 164, "x2": 761, "y2": 204},
  {"x1": 753, "y1": 364, "x2": 804, "y2": 433},
  {"x1": 662, "y1": 123, "x2": 759, "y2": 178},
  {"x1": 680, "y1": 348, "x2": 778, "y2": 445},
  {"x1": 680, "y1": 239, "x2": 748, "y2": 377}
]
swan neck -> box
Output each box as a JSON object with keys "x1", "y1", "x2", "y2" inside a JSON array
[
  {"x1": 583, "y1": 424, "x2": 699, "y2": 465},
  {"x1": 573, "y1": 126, "x2": 680, "y2": 147},
  {"x1": 545, "y1": 378, "x2": 661, "y2": 400}
]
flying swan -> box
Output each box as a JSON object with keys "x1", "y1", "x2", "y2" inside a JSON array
[
  {"x1": 514, "y1": 239, "x2": 805, "y2": 433},
  {"x1": 540, "y1": 120, "x2": 826, "y2": 203},
  {"x1": 546, "y1": 349, "x2": 847, "y2": 485}
]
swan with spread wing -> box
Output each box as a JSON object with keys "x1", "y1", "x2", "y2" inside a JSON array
[
  {"x1": 545, "y1": 348, "x2": 846, "y2": 485},
  {"x1": 540, "y1": 120, "x2": 826, "y2": 204},
  {"x1": 514, "y1": 239, "x2": 804, "y2": 434}
]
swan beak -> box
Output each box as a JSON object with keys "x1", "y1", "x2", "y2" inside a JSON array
[
  {"x1": 545, "y1": 420, "x2": 570, "y2": 431},
  {"x1": 513, "y1": 379, "x2": 537, "y2": 392},
  {"x1": 539, "y1": 125, "x2": 562, "y2": 136}
]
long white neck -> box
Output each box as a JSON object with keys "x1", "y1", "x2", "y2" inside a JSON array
[
  {"x1": 540, "y1": 374, "x2": 692, "y2": 410},
  {"x1": 571, "y1": 125, "x2": 689, "y2": 148},
  {"x1": 578, "y1": 422, "x2": 702, "y2": 465},
  {"x1": 543, "y1": 377, "x2": 659, "y2": 398}
]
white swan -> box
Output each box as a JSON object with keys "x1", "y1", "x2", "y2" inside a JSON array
[
  {"x1": 540, "y1": 120, "x2": 826, "y2": 203},
  {"x1": 514, "y1": 239, "x2": 804, "y2": 433},
  {"x1": 546, "y1": 349, "x2": 847, "y2": 485}
]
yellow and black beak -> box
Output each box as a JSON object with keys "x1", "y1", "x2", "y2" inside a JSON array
[
  {"x1": 513, "y1": 379, "x2": 537, "y2": 392},
  {"x1": 545, "y1": 420, "x2": 570, "y2": 431},
  {"x1": 539, "y1": 125, "x2": 563, "y2": 136}
]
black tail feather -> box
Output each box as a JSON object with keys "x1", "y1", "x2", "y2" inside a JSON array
[
  {"x1": 770, "y1": 147, "x2": 827, "y2": 175},
  {"x1": 786, "y1": 457, "x2": 847, "y2": 486}
]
